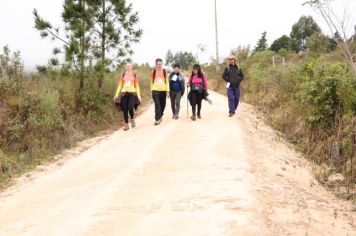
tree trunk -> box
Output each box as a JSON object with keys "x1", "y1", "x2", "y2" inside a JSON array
[
  {"x1": 98, "y1": 0, "x2": 106, "y2": 89},
  {"x1": 79, "y1": 0, "x2": 85, "y2": 91}
]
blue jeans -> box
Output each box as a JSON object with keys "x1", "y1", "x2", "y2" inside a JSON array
[{"x1": 227, "y1": 87, "x2": 240, "y2": 114}]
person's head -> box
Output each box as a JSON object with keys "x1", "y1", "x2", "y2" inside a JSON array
[
  {"x1": 173, "y1": 64, "x2": 180, "y2": 73},
  {"x1": 155, "y1": 58, "x2": 163, "y2": 70},
  {"x1": 125, "y1": 62, "x2": 133, "y2": 72},
  {"x1": 227, "y1": 55, "x2": 237, "y2": 65},
  {"x1": 191, "y1": 64, "x2": 204, "y2": 78}
]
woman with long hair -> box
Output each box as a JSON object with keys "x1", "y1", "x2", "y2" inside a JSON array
[
  {"x1": 114, "y1": 63, "x2": 141, "y2": 131},
  {"x1": 188, "y1": 64, "x2": 208, "y2": 121}
]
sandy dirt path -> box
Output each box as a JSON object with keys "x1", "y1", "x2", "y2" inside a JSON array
[{"x1": 0, "y1": 91, "x2": 355, "y2": 236}]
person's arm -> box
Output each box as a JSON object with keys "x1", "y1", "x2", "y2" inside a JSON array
[
  {"x1": 181, "y1": 75, "x2": 185, "y2": 95},
  {"x1": 114, "y1": 76, "x2": 123, "y2": 97},
  {"x1": 150, "y1": 70, "x2": 154, "y2": 91},
  {"x1": 222, "y1": 67, "x2": 229, "y2": 82},
  {"x1": 134, "y1": 76, "x2": 141, "y2": 100},
  {"x1": 239, "y1": 69, "x2": 245, "y2": 82},
  {"x1": 166, "y1": 73, "x2": 170, "y2": 92}
]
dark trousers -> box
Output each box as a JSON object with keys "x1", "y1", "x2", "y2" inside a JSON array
[
  {"x1": 190, "y1": 91, "x2": 203, "y2": 115},
  {"x1": 227, "y1": 87, "x2": 240, "y2": 114},
  {"x1": 170, "y1": 91, "x2": 182, "y2": 116},
  {"x1": 121, "y1": 93, "x2": 135, "y2": 123},
  {"x1": 152, "y1": 91, "x2": 167, "y2": 121}
]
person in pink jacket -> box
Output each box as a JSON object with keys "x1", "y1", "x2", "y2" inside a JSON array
[{"x1": 187, "y1": 64, "x2": 208, "y2": 121}]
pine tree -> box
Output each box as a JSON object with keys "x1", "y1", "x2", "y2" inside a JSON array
[
  {"x1": 88, "y1": 0, "x2": 142, "y2": 89},
  {"x1": 254, "y1": 32, "x2": 268, "y2": 53},
  {"x1": 34, "y1": 0, "x2": 94, "y2": 100}
]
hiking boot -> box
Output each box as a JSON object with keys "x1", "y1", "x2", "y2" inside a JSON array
[
  {"x1": 191, "y1": 115, "x2": 196, "y2": 121},
  {"x1": 131, "y1": 119, "x2": 136, "y2": 128},
  {"x1": 197, "y1": 114, "x2": 202, "y2": 119},
  {"x1": 123, "y1": 123, "x2": 129, "y2": 131}
]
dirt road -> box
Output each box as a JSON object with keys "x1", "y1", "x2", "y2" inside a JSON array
[{"x1": 0, "y1": 92, "x2": 355, "y2": 236}]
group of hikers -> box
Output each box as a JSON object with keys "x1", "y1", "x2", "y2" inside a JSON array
[{"x1": 114, "y1": 55, "x2": 244, "y2": 131}]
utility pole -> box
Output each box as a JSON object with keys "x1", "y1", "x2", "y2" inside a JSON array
[{"x1": 214, "y1": 0, "x2": 220, "y2": 71}]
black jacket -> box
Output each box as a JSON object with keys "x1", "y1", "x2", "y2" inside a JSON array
[{"x1": 222, "y1": 64, "x2": 244, "y2": 88}]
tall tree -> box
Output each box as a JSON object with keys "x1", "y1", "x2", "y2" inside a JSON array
[
  {"x1": 165, "y1": 49, "x2": 174, "y2": 66},
  {"x1": 253, "y1": 32, "x2": 268, "y2": 53},
  {"x1": 88, "y1": 0, "x2": 142, "y2": 89},
  {"x1": 0, "y1": 45, "x2": 24, "y2": 79},
  {"x1": 290, "y1": 15, "x2": 321, "y2": 53},
  {"x1": 34, "y1": 0, "x2": 94, "y2": 96},
  {"x1": 270, "y1": 35, "x2": 291, "y2": 53},
  {"x1": 304, "y1": 0, "x2": 356, "y2": 74},
  {"x1": 165, "y1": 50, "x2": 197, "y2": 71},
  {"x1": 307, "y1": 32, "x2": 330, "y2": 53}
]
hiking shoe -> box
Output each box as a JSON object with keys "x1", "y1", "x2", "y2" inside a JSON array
[
  {"x1": 229, "y1": 113, "x2": 234, "y2": 117},
  {"x1": 131, "y1": 119, "x2": 136, "y2": 128},
  {"x1": 175, "y1": 115, "x2": 179, "y2": 120},
  {"x1": 123, "y1": 123, "x2": 129, "y2": 131},
  {"x1": 197, "y1": 114, "x2": 202, "y2": 119},
  {"x1": 191, "y1": 115, "x2": 196, "y2": 121}
]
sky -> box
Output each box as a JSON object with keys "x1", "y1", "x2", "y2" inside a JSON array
[{"x1": 0, "y1": 0, "x2": 353, "y2": 71}]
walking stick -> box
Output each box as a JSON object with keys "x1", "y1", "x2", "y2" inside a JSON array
[{"x1": 186, "y1": 85, "x2": 189, "y2": 119}]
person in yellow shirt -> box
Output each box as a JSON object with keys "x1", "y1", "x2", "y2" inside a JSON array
[
  {"x1": 114, "y1": 63, "x2": 141, "y2": 131},
  {"x1": 151, "y1": 58, "x2": 170, "y2": 125}
]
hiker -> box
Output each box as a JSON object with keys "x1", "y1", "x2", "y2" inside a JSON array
[
  {"x1": 114, "y1": 63, "x2": 141, "y2": 131},
  {"x1": 187, "y1": 64, "x2": 208, "y2": 121},
  {"x1": 169, "y1": 63, "x2": 185, "y2": 120},
  {"x1": 151, "y1": 58, "x2": 170, "y2": 125},
  {"x1": 222, "y1": 55, "x2": 244, "y2": 117}
]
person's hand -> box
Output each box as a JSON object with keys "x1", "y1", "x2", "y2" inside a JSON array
[
  {"x1": 114, "y1": 96, "x2": 118, "y2": 101},
  {"x1": 167, "y1": 93, "x2": 170, "y2": 99},
  {"x1": 138, "y1": 97, "x2": 142, "y2": 102}
]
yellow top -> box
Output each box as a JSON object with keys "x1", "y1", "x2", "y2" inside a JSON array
[
  {"x1": 150, "y1": 69, "x2": 170, "y2": 92},
  {"x1": 115, "y1": 72, "x2": 141, "y2": 99}
]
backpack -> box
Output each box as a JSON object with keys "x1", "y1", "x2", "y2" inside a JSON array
[
  {"x1": 152, "y1": 69, "x2": 167, "y2": 83},
  {"x1": 121, "y1": 72, "x2": 137, "y2": 81},
  {"x1": 190, "y1": 76, "x2": 204, "y2": 92}
]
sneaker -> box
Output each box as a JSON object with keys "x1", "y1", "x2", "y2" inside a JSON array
[
  {"x1": 123, "y1": 123, "x2": 129, "y2": 131},
  {"x1": 229, "y1": 113, "x2": 234, "y2": 117},
  {"x1": 197, "y1": 114, "x2": 202, "y2": 119},
  {"x1": 191, "y1": 115, "x2": 196, "y2": 121},
  {"x1": 154, "y1": 120, "x2": 160, "y2": 126},
  {"x1": 131, "y1": 119, "x2": 136, "y2": 128}
]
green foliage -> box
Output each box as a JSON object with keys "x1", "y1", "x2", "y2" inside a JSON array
[
  {"x1": 290, "y1": 15, "x2": 321, "y2": 52},
  {"x1": 270, "y1": 35, "x2": 291, "y2": 52},
  {"x1": 0, "y1": 45, "x2": 24, "y2": 79},
  {"x1": 253, "y1": 32, "x2": 268, "y2": 53},
  {"x1": 307, "y1": 32, "x2": 331, "y2": 54},
  {"x1": 165, "y1": 50, "x2": 197, "y2": 71},
  {"x1": 229, "y1": 45, "x2": 251, "y2": 63}
]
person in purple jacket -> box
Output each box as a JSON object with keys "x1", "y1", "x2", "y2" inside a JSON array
[
  {"x1": 187, "y1": 64, "x2": 208, "y2": 121},
  {"x1": 222, "y1": 55, "x2": 244, "y2": 117}
]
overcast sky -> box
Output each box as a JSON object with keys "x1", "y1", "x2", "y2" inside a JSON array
[{"x1": 0, "y1": 0, "x2": 353, "y2": 71}]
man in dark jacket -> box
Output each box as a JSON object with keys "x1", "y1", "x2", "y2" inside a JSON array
[
  {"x1": 222, "y1": 55, "x2": 244, "y2": 117},
  {"x1": 169, "y1": 64, "x2": 185, "y2": 119}
]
